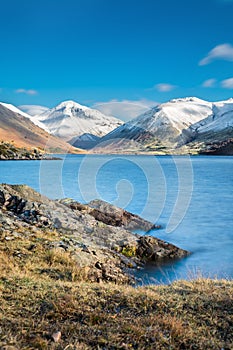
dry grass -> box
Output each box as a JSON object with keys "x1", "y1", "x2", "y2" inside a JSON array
[
  {"x1": 0, "y1": 228, "x2": 232, "y2": 349},
  {"x1": 0, "y1": 228, "x2": 89, "y2": 283}
]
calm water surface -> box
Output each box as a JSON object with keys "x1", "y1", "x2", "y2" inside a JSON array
[{"x1": 0, "y1": 155, "x2": 232, "y2": 284}]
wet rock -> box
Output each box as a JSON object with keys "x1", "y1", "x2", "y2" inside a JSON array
[{"x1": 136, "y1": 236, "x2": 189, "y2": 262}]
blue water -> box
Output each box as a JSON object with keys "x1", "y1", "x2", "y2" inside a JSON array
[{"x1": 0, "y1": 155, "x2": 232, "y2": 284}]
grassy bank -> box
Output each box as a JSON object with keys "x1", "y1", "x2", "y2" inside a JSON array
[{"x1": 0, "y1": 228, "x2": 232, "y2": 349}]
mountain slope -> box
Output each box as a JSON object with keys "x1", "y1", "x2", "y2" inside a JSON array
[
  {"x1": 94, "y1": 97, "x2": 213, "y2": 153},
  {"x1": 34, "y1": 100, "x2": 123, "y2": 147},
  {"x1": 179, "y1": 98, "x2": 233, "y2": 145},
  {"x1": 0, "y1": 104, "x2": 83, "y2": 153},
  {"x1": 69, "y1": 133, "x2": 101, "y2": 149},
  {"x1": 0, "y1": 102, "x2": 50, "y2": 132}
]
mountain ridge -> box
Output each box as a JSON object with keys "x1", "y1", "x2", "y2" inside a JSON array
[
  {"x1": 0, "y1": 103, "x2": 83, "y2": 153},
  {"x1": 31, "y1": 100, "x2": 123, "y2": 148},
  {"x1": 1, "y1": 97, "x2": 233, "y2": 154},
  {"x1": 92, "y1": 97, "x2": 233, "y2": 154}
]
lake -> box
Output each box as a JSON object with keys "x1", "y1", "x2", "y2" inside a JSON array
[{"x1": 0, "y1": 154, "x2": 232, "y2": 284}]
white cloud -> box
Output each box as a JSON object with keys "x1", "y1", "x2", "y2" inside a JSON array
[
  {"x1": 221, "y1": 77, "x2": 233, "y2": 89},
  {"x1": 154, "y1": 83, "x2": 176, "y2": 92},
  {"x1": 93, "y1": 99, "x2": 157, "y2": 121},
  {"x1": 15, "y1": 88, "x2": 38, "y2": 95},
  {"x1": 202, "y1": 78, "x2": 217, "y2": 88},
  {"x1": 18, "y1": 105, "x2": 49, "y2": 116},
  {"x1": 199, "y1": 43, "x2": 233, "y2": 65}
]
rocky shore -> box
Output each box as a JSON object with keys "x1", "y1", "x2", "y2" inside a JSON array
[
  {"x1": 0, "y1": 184, "x2": 189, "y2": 284},
  {"x1": 199, "y1": 138, "x2": 233, "y2": 155},
  {"x1": 0, "y1": 142, "x2": 61, "y2": 160}
]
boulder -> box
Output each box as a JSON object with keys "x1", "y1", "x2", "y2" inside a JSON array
[
  {"x1": 136, "y1": 236, "x2": 188, "y2": 262},
  {"x1": 88, "y1": 199, "x2": 160, "y2": 231}
]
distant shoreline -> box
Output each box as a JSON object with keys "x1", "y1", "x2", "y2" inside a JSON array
[{"x1": 0, "y1": 156, "x2": 62, "y2": 161}]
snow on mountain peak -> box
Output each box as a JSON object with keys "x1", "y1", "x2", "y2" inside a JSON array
[
  {"x1": 100, "y1": 96, "x2": 216, "y2": 148},
  {"x1": 55, "y1": 100, "x2": 89, "y2": 112},
  {"x1": 169, "y1": 97, "x2": 208, "y2": 104},
  {"x1": 132, "y1": 97, "x2": 213, "y2": 134},
  {"x1": 176, "y1": 98, "x2": 233, "y2": 146},
  {"x1": 34, "y1": 100, "x2": 123, "y2": 141}
]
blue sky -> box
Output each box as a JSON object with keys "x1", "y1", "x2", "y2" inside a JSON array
[{"x1": 1, "y1": 0, "x2": 233, "y2": 119}]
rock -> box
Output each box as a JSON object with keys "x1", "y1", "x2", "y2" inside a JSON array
[
  {"x1": 58, "y1": 199, "x2": 91, "y2": 215},
  {"x1": 5, "y1": 236, "x2": 14, "y2": 241},
  {"x1": 5, "y1": 195, "x2": 27, "y2": 214},
  {"x1": 199, "y1": 138, "x2": 233, "y2": 155},
  {"x1": 0, "y1": 190, "x2": 5, "y2": 206},
  {"x1": 136, "y1": 236, "x2": 189, "y2": 262},
  {"x1": 0, "y1": 183, "x2": 190, "y2": 284},
  {"x1": 51, "y1": 331, "x2": 61, "y2": 343},
  {"x1": 95, "y1": 261, "x2": 102, "y2": 269},
  {"x1": 54, "y1": 217, "x2": 62, "y2": 229},
  {"x1": 60, "y1": 198, "x2": 160, "y2": 232},
  {"x1": 88, "y1": 199, "x2": 160, "y2": 231}
]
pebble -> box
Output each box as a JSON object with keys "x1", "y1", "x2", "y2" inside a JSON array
[
  {"x1": 52, "y1": 330, "x2": 62, "y2": 343},
  {"x1": 5, "y1": 236, "x2": 14, "y2": 241}
]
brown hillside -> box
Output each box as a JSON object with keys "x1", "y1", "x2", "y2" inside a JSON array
[{"x1": 0, "y1": 104, "x2": 84, "y2": 153}]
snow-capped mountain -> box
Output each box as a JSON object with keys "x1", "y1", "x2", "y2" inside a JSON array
[
  {"x1": 0, "y1": 103, "x2": 82, "y2": 153},
  {"x1": 0, "y1": 102, "x2": 33, "y2": 119},
  {"x1": 179, "y1": 98, "x2": 233, "y2": 145},
  {"x1": 69, "y1": 133, "x2": 101, "y2": 149},
  {"x1": 93, "y1": 97, "x2": 233, "y2": 154},
  {"x1": 34, "y1": 100, "x2": 123, "y2": 144},
  {"x1": 96, "y1": 97, "x2": 213, "y2": 151},
  {"x1": 0, "y1": 102, "x2": 50, "y2": 132},
  {"x1": 143, "y1": 97, "x2": 213, "y2": 134},
  {"x1": 18, "y1": 105, "x2": 49, "y2": 116},
  {"x1": 2, "y1": 97, "x2": 232, "y2": 154}
]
